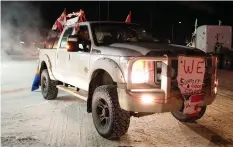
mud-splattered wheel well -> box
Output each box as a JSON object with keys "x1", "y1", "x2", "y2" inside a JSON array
[{"x1": 87, "y1": 69, "x2": 116, "y2": 113}]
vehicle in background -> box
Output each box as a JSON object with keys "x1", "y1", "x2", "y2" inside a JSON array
[{"x1": 187, "y1": 19, "x2": 233, "y2": 70}]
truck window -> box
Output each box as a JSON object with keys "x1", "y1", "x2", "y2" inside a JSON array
[
  {"x1": 77, "y1": 25, "x2": 91, "y2": 52},
  {"x1": 44, "y1": 30, "x2": 59, "y2": 49},
  {"x1": 60, "y1": 27, "x2": 74, "y2": 49}
]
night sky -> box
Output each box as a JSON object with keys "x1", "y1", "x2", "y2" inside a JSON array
[{"x1": 2, "y1": 1, "x2": 233, "y2": 43}]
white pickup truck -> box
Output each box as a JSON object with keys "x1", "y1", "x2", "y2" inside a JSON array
[{"x1": 38, "y1": 20, "x2": 218, "y2": 140}]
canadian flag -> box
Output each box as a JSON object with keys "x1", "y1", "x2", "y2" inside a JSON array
[
  {"x1": 125, "y1": 11, "x2": 131, "y2": 23},
  {"x1": 72, "y1": 9, "x2": 87, "y2": 35},
  {"x1": 52, "y1": 9, "x2": 66, "y2": 33},
  {"x1": 183, "y1": 94, "x2": 204, "y2": 117}
]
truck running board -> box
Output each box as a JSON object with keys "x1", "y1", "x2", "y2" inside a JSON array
[{"x1": 56, "y1": 85, "x2": 88, "y2": 101}]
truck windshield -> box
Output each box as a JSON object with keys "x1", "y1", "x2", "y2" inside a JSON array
[{"x1": 91, "y1": 23, "x2": 159, "y2": 46}]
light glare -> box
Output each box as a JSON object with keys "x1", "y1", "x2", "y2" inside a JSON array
[{"x1": 141, "y1": 95, "x2": 154, "y2": 104}]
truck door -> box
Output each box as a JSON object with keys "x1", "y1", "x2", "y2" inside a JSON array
[
  {"x1": 67, "y1": 25, "x2": 91, "y2": 91},
  {"x1": 55, "y1": 27, "x2": 74, "y2": 83}
]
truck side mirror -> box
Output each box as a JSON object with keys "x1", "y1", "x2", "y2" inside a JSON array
[{"x1": 67, "y1": 35, "x2": 78, "y2": 52}]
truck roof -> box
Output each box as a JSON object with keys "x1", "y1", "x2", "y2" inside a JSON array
[
  {"x1": 88, "y1": 21, "x2": 138, "y2": 24},
  {"x1": 66, "y1": 20, "x2": 139, "y2": 27}
]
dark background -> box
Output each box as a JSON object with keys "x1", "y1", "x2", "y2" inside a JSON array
[{"x1": 2, "y1": 1, "x2": 233, "y2": 44}]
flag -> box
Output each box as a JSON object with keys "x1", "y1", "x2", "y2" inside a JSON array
[
  {"x1": 184, "y1": 94, "x2": 204, "y2": 117},
  {"x1": 72, "y1": 9, "x2": 87, "y2": 35},
  {"x1": 125, "y1": 11, "x2": 131, "y2": 23},
  {"x1": 31, "y1": 66, "x2": 40, "y2": 91},
  {"x1": 52, "y1": 9, "x2": 67, "y2": 33}
]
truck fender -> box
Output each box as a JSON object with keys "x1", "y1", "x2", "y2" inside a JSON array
[
  {"x1": 89, "y1": 58, "x2": 126, "y2": 83},
  {"x1": 39, "y1": 54, "x2": 56, "y2": 80}
]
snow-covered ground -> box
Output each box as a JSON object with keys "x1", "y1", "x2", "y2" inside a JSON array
[{"x1": 1, "y1": 54, "x2": 233, "y2": 147}]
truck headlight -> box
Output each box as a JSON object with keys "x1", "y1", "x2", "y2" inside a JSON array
[
  {"x1": 120, "y1": 57, "x2": 150, "y2": 84},
  {"x1": 131, "y1": 60, "x2": 149, "y2": 83}
]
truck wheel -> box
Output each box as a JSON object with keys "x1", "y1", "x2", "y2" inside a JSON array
[
  {"x1": 171, "y1": 105, "x2": 207, "y2": 122},
  {"x1": 41, "y1": 69, "x2": 58, "y2": 100},
  {"x1": 92, "y1": 85, "x2": 130, "y2": 140}
]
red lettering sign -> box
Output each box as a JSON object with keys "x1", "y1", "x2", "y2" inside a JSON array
[
  {"x1": 197, "y1": 60, "x2": 205, "y2": 74},
  {"x1": 184, "y1": 60, "x2": 194, "y2": 74}
]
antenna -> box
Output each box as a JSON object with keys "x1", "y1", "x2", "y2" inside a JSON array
[
  {"x1": 194, "y1": 18, "x2": 198, "y2": 35},
  {"x1": 219, "y1": 20, "x2": 222, "y2": 25},
  {"x1": 187, "y1": 18, "x2": 198, "y2": 47},
  {"x1": 150, "y1": 8, "x2": 153, "y2": 29},
  {"x1": 98, "y1": 1, "x2": 101, "y2": 21},
  {"x1": 107, "y1": 0, "x2": 110, "y2": 21}
]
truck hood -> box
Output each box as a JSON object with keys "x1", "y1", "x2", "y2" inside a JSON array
[{"x1": 98, "y1": 42, "x2": 205, "y2": 56}]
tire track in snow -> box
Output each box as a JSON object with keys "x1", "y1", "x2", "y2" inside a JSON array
[{"x1": 1, "y1": 87, "x2": 30, "y2": 95}]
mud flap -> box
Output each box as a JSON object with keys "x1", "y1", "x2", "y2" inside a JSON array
[{"x1": 31, "y1": 66, "x2": 40, "y2": 91}]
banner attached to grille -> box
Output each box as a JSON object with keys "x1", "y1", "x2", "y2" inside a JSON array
[{"x1": 177, "y1": 56, "x2": 206, "y2": 116}]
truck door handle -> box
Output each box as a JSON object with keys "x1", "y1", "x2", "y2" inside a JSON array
[
  {"x1": 57, "y1": 54, "x2": 58, "y2": 59},
  {"x1": 68, "y1": 54, "x2": 70, "y2": 60}
]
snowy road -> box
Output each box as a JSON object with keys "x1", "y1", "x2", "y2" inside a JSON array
[{"x1": 1, "y1": 59, "x2": 233, "y2": 147}]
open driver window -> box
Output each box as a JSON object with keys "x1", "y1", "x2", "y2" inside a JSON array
[
  {"x1": 77, "y1": 25, "x2": 91, "y2": 52},
  {"x1": 60, "y1": 27, "x2": 74, "y2": 49}
]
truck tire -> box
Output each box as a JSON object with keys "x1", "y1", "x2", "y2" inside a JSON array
[
  {"x1": 41, "y1": 69, "x2": 58, "y2": 100},
  {"x1": 171, "y1": 105, "x2": 206, "y2": 122},
  {"x1": 92, "y1": 85, "x2": 130, "y2": 140}
]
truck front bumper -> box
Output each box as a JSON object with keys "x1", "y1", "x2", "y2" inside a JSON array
[
  {"x1": 117, "y1": 87, "x2": 217, "y2": 113},
  {"x1": 118, "y1": 55, "x2": 218, "y2": 113}
]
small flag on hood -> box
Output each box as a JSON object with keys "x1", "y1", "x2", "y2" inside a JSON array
[
  {"x1": 31, "y1": 66, "x2": 40, "y2": 91},
  {"x1": 125, "y1": 11, "x2": 131, "y2": 23},
  {"x1": 52, "y1": 9, "x2": 67, "y2": 33}
]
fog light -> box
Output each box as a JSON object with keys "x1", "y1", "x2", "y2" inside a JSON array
[{"x1": 141, "y1": 95, "x2": 154, "y2": 104}]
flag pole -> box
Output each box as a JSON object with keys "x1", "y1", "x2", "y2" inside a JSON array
[
  {"x1": 107, "y1": 0, "x2": 109, "y2": 21},
  {"x1": 98, "y1": 1, "x2": 101, "y2": 21}
]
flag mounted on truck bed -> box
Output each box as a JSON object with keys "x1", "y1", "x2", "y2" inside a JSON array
[
  {"x1": 71, "y1": 9, "x2": 87, "y2": 35},
  {"x1": 52, "y1": 9, "x2": 67, "y2": 33}
]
